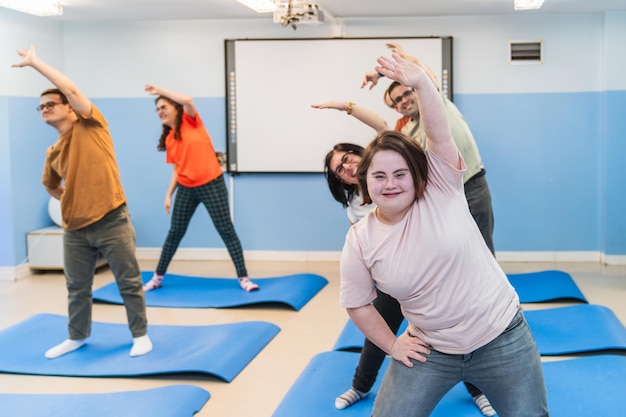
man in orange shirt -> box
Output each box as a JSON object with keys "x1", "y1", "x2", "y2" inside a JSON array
[{"x1": 13, "y1": 46, "x2": 152, "y2": 359}]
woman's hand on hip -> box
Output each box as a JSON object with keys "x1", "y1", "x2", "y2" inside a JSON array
[{"x1": 390, "y1": 332, "x2": 430, "y2": 367}]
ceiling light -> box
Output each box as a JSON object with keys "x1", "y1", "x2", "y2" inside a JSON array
[
  {"x1": 514, "y1": 0, "x2": 545, "y2": 11},
  {"x1": 0, "y1": 0, "x2": 62, "y2": 16},
  {"x1": 237, "y1": 0, "x2": 277, "y2": 13}
]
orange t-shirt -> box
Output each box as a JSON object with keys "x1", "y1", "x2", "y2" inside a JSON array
[
  {"x1": 394, "y1": 115, "x2": 411, "y2": 132},
  {"x1": 42, "y1": 106, "x2": 126, "y2": 231},
  {"x1": 165, "y1": 112, "x2": 222, "y2": 187}
]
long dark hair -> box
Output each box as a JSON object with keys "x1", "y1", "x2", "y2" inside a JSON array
[
  {"x1": 357, "y1": 131, "x2": 429, "y2": 205},
  {"x1": 156, "y1": 96, "x2": 184, "y2": 152},
  {"x1": 323, "y1": 143, "x2": 365, "y2": 208}
]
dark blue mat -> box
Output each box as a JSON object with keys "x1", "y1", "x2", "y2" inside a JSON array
[
  {"x1": 542, "y1": 355, "x2": 626, "y2": 416},
  {"x1": 272, "y1": 351, "x2": 485, "y2": 417},
  {"x1": 524, "y1": 304, "x2": 626, "y2": 355},
  {"x1": 273, "y1": 351, "x2": 626, "y2": 417},
  {"x1": 93, "y1": 272, "x2": 328, "y2": 311},
  {"x1": 333, "y1": 304, "x2": 626, "y2": 355},
  {"x1": 506, "y1": 270, "x2": 587, "y2": 303},
  {"x1": 0, "y1": 385, "x2": 210, "y2": 417},
  {"x1": 333, "y1": 319, "x2": 406, "y2": 352},
  {"x1": 0, "y1": 313, "x2": 280, "y2": 382}
]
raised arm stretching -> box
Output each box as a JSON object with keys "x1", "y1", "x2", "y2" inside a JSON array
[
  {"x1": 12, "y1": 46, "x2": 92, "y2": 117},
  {"x1": 311, "y1": 100, "x2": 390, "y2": 132},
  {"x1": 145, "y1": 84, "x2": 197, "y2": 118},
  {"x1": 376, "y1": 53, "x2": 457, "y2": 166}
]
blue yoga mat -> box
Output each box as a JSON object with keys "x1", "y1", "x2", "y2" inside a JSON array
[
  {"x1": 273, "y1": 351, "x2": 488, "y2": 417},
  {"x1": 0, "y1": 313, "x2": 279, "y2": 382},
  {"x1": 93, "y1": 272, "x2": 328, "y2": 311},
  {"x1": 0, "y1": 385, "x2": 210, "y2": 417},
  {"x1": 506, "y1": 270, "x2": 587, "y2": 303},
  {"x1": 273, "y1": 351, "x2": 626, "y2": 417},
  {"x1": 542, "y1": 355, "x2": 626, "y2": 416},
  {"x1": 524, "y1": 304, "x2": 626, "y2": 355},
  {"x1": 333, "y1": 304, "x2": 626, "y2": 355}
]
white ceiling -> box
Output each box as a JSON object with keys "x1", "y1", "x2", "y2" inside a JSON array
[{"x1": 53, "y1": 0, "x2": 626, "y2": 22}]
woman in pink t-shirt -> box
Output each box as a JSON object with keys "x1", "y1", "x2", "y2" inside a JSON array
[
  {"x1": 324, "y1": 143, "x2": 493, "y2": 416},
  {"x1": 339, "y1": 54, "x2": 548, "y2": 417}
]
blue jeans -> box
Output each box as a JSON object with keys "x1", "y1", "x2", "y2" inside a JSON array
[
  {"x1": 64, "y1": 204, "x2": 147, "y2": 339},
  {"x1": 372, "y1": 309, "x2": 549, "y2": 417}
]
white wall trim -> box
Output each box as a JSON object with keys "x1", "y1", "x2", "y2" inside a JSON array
[
  {"x1": 0, "y1": 267, "x2": 14, "y2": 282},
  {"x1": 494, "y1": 251, "x2": 602, "y2": 263},
  {"x1": 135, "y1": 248, "x2": 622, "y2": 265},
  {"x1": 135, "y1": 248, "x2": 342, "y2": 262},
  {"x1": 602, "y1": 254, "x2": 626, "y2": 266},
  {"x1": 6, "y1": 250, "x2": 624, "y2": 280},
  {"x1": 0, "y1": 263, "x2": 32, "y2": 282}
]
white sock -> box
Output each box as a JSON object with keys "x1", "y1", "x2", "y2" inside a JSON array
[
  {"x1": 45, "y1": 338, "x2": 87, "y2": 359},
  {"x1": 130, "y1": 334, "x2": 153, "y2": 357},
  {"x1": 143, "y1": 273, "x2": 163, "y2": 292},
  {"x1": 335, "y1": 387, "x2": 368, "y2": 410},
  {"x1": 473, "y1": 393, "x2": 497, "y2": 417}
]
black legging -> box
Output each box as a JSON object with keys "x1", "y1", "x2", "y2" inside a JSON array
[{"x1": 156, "y1": 175, "x2": 247, "y2": 277}]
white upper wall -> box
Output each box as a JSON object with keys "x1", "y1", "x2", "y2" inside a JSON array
[
  {"x1": 0, "y1": 8, "x2": 65, "y2": 96},
  {"x1": 604, "y1": 11, "x2": 626, "y2": 90},
  {"x1": 62, "y1": 19, "x2": 331, "y2": 98},
  {"x1": 2, "y1": 9, "x2": 620, "y2": 97},
  {"x1": 347, "y1": 14, "x2": 605, "y2": 95}
]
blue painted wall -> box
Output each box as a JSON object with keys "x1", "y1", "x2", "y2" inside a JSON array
[
  {"x1": 0, "y1": 97, "x2": 13, "y2": 266},
  {"x1": 604, "y1": 90, "x2": 626, "y2": 255},
  {"x1": 1, "y1": 10, "x2": 625, "y2": 267},
  {"x1": 456, "y1": 92, "x2": 602, "y2": 251}
]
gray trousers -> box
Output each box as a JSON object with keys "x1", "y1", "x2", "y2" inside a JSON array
[
  {"x1": 464, "y1": 171, "x2": 495, "y2": 255},
  {"x1": 63, "y1": 204, "x2": 147, "y2": 339}
]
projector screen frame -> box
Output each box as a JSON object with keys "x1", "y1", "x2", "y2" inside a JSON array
[{"x1": 224, "y1": 36, "x2": 453, "y2": 174}]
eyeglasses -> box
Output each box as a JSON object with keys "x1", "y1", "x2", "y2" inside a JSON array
[
  {"x1": 390, "y1": 89, "x2": 414, "y2": 107},
  {"x1": 36, "y1": 102, "x2": 63, "y2": 112},
  {"x1": 156, "y1": 105, "x2": 168, "y2": 112},
  {"x1": 334, "y1": 150, "x2": 354, "y2": 178}
]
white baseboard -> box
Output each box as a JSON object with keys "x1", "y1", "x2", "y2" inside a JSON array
[
  {"x1": 0, "y1": 264, "x2": 33, "y2": 282},
  {"x1": 135, "y1": 248, "x2": 342, "y2": 262},
  {"x1": 494, "y1": 251, "x2": 602, "y2": 263},
  {"x1": 5, "y1": 250, "x2": 625, "y2": 280},
  {"x1": 602, "y1": 254, "x2": 626, "y2": 266},
  {"x1": 136, "y1": 248, "x2": 619, "y2": 264}
]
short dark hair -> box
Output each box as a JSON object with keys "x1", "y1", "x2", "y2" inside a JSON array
[
  {"x1": 357, "y1": 130, "x2": 429, "y2": 205},
  {"x1": 40, "y1": 88, "x2": 68, "y2": 104},
  {"x1": 385, "y1": 81, "x2": 403, "y2": 108},
  {"x1": 323, "y1": 143, "x2": 365, "y2": 207}
]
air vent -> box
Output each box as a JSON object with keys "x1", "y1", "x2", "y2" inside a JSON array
[{"x1": 509, "y1": 41, "x2": 543, "y2": 64}]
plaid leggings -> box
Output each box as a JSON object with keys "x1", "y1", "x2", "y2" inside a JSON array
[{"x1": 156, "y1": 175, "x2": 248, "y2": 277}]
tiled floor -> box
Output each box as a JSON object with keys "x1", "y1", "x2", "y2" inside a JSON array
[{"x1": 0, "y1": 259, "x2": 625, "y2": 416}]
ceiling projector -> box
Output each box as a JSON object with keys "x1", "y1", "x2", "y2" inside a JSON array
[{"x1": 273, "y1": 2, "x2": 324, "y2": 30}]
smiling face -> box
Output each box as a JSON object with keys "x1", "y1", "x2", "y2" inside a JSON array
[
  {"x1": 366, "y1": 149, "x2": 416, "y2": 224},
  {"x1": 155, "y1": 98, "x2": 178, "y2": 128},
  {"x1": 388, "y1": 85, "x2": 418, "y2": 118},
  {"x1": 329, "y1": 150, "x2": 361, "y2": 185}
]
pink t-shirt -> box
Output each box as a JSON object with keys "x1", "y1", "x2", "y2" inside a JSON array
[{"x1": 340, "y1": 151, "x2": 519, "y2": 354}]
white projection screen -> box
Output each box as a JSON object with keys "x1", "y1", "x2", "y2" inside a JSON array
[{"x1": 225, "y1": 37, "x2": 452, "y2": 173}]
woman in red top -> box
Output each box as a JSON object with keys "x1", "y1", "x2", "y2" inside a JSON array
[{"x1": 143, "y1": 85, "x2": 258, "y2": 292}]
